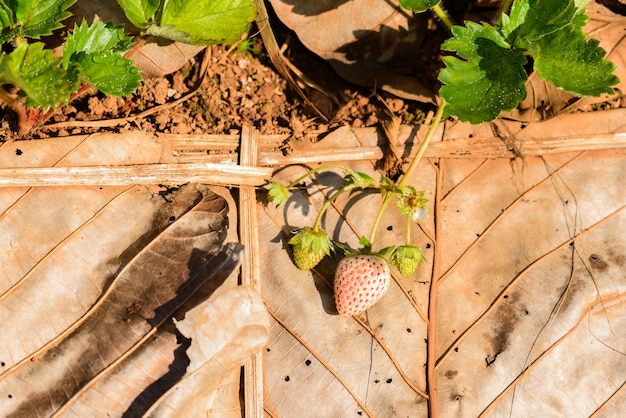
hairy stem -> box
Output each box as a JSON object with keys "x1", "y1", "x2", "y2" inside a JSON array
[
  {"x1": 432, "y1": 4, "x2": 454, "y2": 31},
  {"x1": 405, "y1": 214, "x2": 411, "y2": 245}
]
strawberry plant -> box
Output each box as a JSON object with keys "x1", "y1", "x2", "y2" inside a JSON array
[
  {"x1": 0, "y1": 0, "x2": 256, "y2": 135},
  {"x1": 265, "y1": 0, "x2": 619, "y2": 315},
  {"x1": 0, "y1": 0, "x2": 141, "y2": 133}
]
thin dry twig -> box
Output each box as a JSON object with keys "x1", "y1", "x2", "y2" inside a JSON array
[
  {"x1": 239, "y1": 125, "x2": 264, "y2": 418},
  {"x1": 0, "y1": 163, "x2": 272, "y2": 187}
]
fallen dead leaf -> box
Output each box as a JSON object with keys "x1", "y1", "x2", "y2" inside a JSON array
[
  {"x1": 268, "y1": 0, "x2": 435, "y2": 102},
  {"x1": 0, "y1": 183, "x2": 248, "y2": 416},
  {"x1": 259, "y1": 111, "x2": 626, "y2": 416},
  {"x1": 145, "y1": 285, "x2": 269, "y2": 417}
]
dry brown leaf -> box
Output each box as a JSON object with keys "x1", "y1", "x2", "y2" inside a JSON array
[
  {"x1": 144, "y1": 286, "x2": 269, "y2": 417},
  {"x1": 268, "y1": 0, "x2": 435, "y2": 102},
  {"x1": 0, "y1": 182, "x2": 244, "y2": 416},
  {"x1": 270, "y1": 1, "x2": 626, "y2": 117},
  {"x1": 259, "y1": 114, "x2": 626, "y2": 416},
  {"x1": 131, "y1": 40, "x2": 206, "y2": 79},
  {"x1": 501, "y1": 71, "x2": 577, "y2": 122}
]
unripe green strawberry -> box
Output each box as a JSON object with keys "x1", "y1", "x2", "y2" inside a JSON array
[
  {"x1": 334, "y1": 254, "x2": 391, "y2": 315},
  {"x1": 390, "y1": 245, "x2": 425, "y2": 277},
  {"x1": 289, "y1": 227, "x2": 333, "y2": 270}
]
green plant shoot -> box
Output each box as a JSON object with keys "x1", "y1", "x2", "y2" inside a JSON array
[{"x1": 439, "y1": 0, "x2": 619, "y2": 123}]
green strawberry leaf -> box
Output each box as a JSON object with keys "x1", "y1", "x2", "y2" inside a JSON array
[
  {"x1": 15, "y1": 0, "x2": 77, "y2": 38},
  {"x1": 115, "y1": 0, "x2": 160, "y2": 28},
  {"x1": 500, "y1": 0, "x2": 619, "y2": 97},
  {"x1": 398, "y1": 0, "x2": 440, "y2": 12},
  {"x1": 533, "y1": 24, "x2": 618, "y2": 96},
  {"x1": 63, "y1": 20, "x2": 141, "y2": 96},
  {"x1": 73, "y1": 53, "x2": 142, "y2": 96},
  {"x1": 441, "y1": 21, "x2": 510, "y2": 60},
  {"x1": 147, "y1": 0, "x2": 256, "y2": 45},
  {"x1": 62, "y1": 20, "x2": 132, "y2": 68},
  {"x1": 0, "y1": 3, "x2": 14, "y2": 29},
  {"x1": 438, "y1": 22, "x2": 528, "y2": 124},
  {"x1": 502, "y1": 0, "x2": 577, "y2": 47},
  {"x1": 0, "y1": 42, "x2": 72, "y2": 109}
]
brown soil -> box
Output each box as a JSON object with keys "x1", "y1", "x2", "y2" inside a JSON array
[
  {"x1": 0, "y1": 30, "x2": 431, "y2": 144},
  {"x1": 1, "y1": 2, "x2": 620, "y2": 144}
]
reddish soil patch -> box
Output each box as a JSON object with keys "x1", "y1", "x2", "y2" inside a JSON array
[{"x1": 0, "y1": 31, "x2": 430, "y2": 144}]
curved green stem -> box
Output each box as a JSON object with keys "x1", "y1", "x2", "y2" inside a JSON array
[
  {"x1": 398, "y1": 102, "x2": 446, "y2": 189},
  {"x1": 312, "y1": 184, "x2": 355, "y2": 232},
  {"x1": 368, "y1": 193, "x2": 394, "y2": 245},
  {"x1": 432, "y1": 4, "x2": 453, "y2": 31},
  {"x1": 369, "y1": 102, "x2": 446, "y2": 244},
  {"x1": 286, "y1": 164, "x2": 351, "y2": 190},
  {"x1": 405, "y1": 214, "x2": 412, "y2": 246}
]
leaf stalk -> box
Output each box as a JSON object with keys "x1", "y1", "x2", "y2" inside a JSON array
[
  {"x1": 369, "y1": 102, "x2": 445, "y2": 245},
  {"x1": 312, "y1": 184, "x2": 355, "y2": 232},
  {"x1": 432, "y1": 5, "x2": 453, "y2": 31}
]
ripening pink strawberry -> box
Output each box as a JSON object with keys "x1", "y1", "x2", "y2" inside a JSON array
[{"x1": 334, "y1": 254, "x2": 391, "y2": 315}]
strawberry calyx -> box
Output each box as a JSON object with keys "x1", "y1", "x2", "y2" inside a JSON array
[
  {"x1": 390, "y1": 244, "x2": 425, "y2": 276},
  {"x1": 264, "y1": 180, "x2": 289, "y2": 208},
  {"x1": 288, "y1": 227, "x2": 333, "y2": 270}
]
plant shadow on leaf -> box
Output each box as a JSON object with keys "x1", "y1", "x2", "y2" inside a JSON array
[
  {"x1": 331, "y1": 187, "x2": 382, "y2": 240},
  {"x1": 327, "y1": 22, "x2": 436, "y2": 100},
  {"x1": 122, "y1": 324, "x2": 191, "y2": 417},
  {"x1": 4, "y1": 242, "x2": 243, "y2": 416},
  {"x1": 596, "y1": 0, "x2": 626, "y2": 15},
  {"x1": 273, "y1": 0, "x2": 352, "y2": 17},
  {"x1": 124, "y1": 244, "x2": 243, "y2": 417},
  {"x1": 337, "y1": 25, "x2": 426, "y2": 68},
  {"x1": 312, "y1": 253, "x2": 343, "y2": 314},
  {"x1": 282, "y1": 170, "x2": 345, "y2": 221},
  {"x1": 155, "y1": 243, "x2": 244, "y2": 324},
  {"x1": 0, "y1": 184, "x2": 244, "y2": 416}
]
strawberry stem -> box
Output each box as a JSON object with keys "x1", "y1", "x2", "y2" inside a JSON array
[
  {"x1": 369, "y1": 102, "x2": 446, "y2": 245},
  {"x1": 432, "y1": 5, "x2": 453, "y2": 31},
  {"x1": 497, "y1": 0, "x2": 514, "y2": 25},
  {"x1": 312, "y1": 184, "x2": 355, "y2": 232},
  {"x1": 405, "y1": 214, "x2": 411, "y2": 245},
  {"x1": 285, "y1": 164, "x2": 352, "y2": 190}
]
